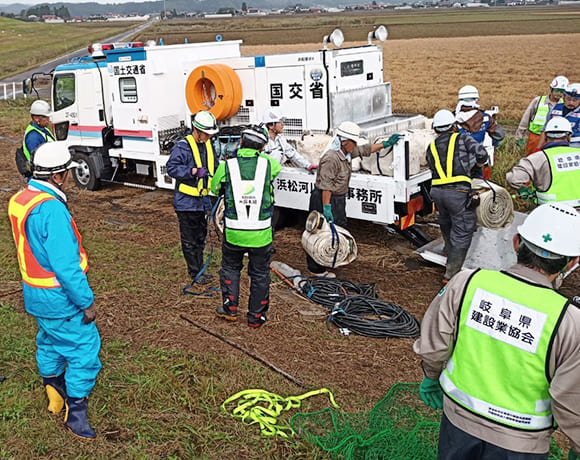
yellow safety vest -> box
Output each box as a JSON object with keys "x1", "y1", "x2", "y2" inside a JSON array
[
  {"x1": 429, "y1": 133, "x2": 472, "y2": 186},
  {"x1": 177, "y1": 135, "x2": 215, "y2": 197}
]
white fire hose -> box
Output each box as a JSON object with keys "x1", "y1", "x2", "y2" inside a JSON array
[
  {"x1": 301, "y1": 211, "x2": 358, "y2": 268},
  {"x1": 472, "y1": 179, "x2": 514, "y2": 229}
]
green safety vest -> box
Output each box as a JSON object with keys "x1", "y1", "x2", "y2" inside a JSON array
[
  {"x1": 440, "y1": 269, "x2": 569, "y2": 431},
  {"x1": 22, "y1": 124, "x2": 55, "y2": 161},
  {"x1": 528, "y1": 95, "x2": 551, "y2": 135},
  {"x1": 429, "y1": 133, "x2": 472, "y2": 186},
  {"x1": 536, "y1": 146, "x2": 580, "y2": 207},
  {"x1": 223, "y1": 151, "x2": 274, "y2": 248},
  {"x1": 177, "y1": 135, "x2": 215, "y2": 197}
]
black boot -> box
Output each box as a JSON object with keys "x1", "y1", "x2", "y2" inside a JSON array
[
  {"x1": 43, "y1": 373, "x2": 67, "y2": 414},
  {"x1": 65, "y1": 397, "x2": 96, "y2": 440},
  {"x1": 444, "y1": 247, "x2": 468, "y2": 281}
]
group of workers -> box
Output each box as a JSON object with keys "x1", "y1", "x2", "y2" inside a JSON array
[{"x1": 7, "y1": 76, "x2": 580, "y2": 455}]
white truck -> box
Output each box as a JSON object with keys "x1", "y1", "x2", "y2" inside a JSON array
[{"x1": 40, "y1": 28, "x2": 434, "y2": 242}]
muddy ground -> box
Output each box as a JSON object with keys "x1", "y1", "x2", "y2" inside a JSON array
[{"x1": 1, "y1": 136, "x2": 578, "y2": 422}]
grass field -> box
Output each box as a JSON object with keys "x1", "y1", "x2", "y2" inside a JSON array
[
  {"x1": 139, "y1": 6, "x2": 580, "y2": 45},
  {"x1": 0, "y1": 17, "x2": 138, "y2": 79}
]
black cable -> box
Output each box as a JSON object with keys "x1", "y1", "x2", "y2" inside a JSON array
[
  {"x1": 327, "y1": 295, "x2": 420, "y2": 338},
  {"x1": 297, "y1": 277, "x2": 376, "y2": 309}
]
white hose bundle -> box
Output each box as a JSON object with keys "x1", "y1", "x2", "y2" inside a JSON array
[
  {"x1": 472, "y1": 179, "x2": 514, "y2": 229},
  {"x1": 301, "y1": 211, "x2": 358, "y2": 268}
]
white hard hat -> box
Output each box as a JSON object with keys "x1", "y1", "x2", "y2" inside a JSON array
[
  {"x1": 544, "y1": 116, "x2": 572, "y2": 138},
  {"x1": 565, "y1": 83, "x2": 580, "y2": 98},
  {"x1": 33, "y1": 141, "x2": 79, "y2": 177},
  {"x1": 241, "y1": 124, "x2": 268, "y2": 148},
  {"x1": 458, "y1": 85, "x2": 479, "y2": 100},
  {"x1": 518, "y1": 203, "x2": 580, "y2": 258},
  {"x1": 192, "y1": 111, "x2": 218, "y2": 135},
  {"x1": 30, "y1": 100, "x2": 52, "y2": 117},
  {"x1": 432, "y1": 109, "x2": 456, "y2": 130},
  {"x1": 336, "y1": 121, "x2": 362, "y2": 144},
  {"x1": 550, "y1": 76, "x2": 568, "y2": 90},
  {"x1": 262, "y1": 108, "x2": 285, "y2": 124}
]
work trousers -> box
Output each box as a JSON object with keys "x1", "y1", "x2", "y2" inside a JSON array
[
  {"x1": 430, "y1": 186, "x2": 477, "y2": 250},
  {"x1": 176, "y1": 210, "x2": 208, "y2": 280},
  {"x1": 35, "y1": 312, "x2": 102, "y2": 399},
  {"x1": 219, "y1": 241, "x2": 272, "y2": 325},
  {"x1": 438, "y1": 414, "x2": 548, "y2": 460},
  {"x1": 306, "y1": 187, "x2": 347, "y2": 273}
]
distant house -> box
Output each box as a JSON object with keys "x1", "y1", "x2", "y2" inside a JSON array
[
  {"x1": 246, "y1": 7, "x2": 267, "y2": 15},
  {"x1": 203, "y1": 13, "x2": 233, "y2": 18},
  {"x1": 43, "y1": 15, "x2": 65, "y2": 23}
]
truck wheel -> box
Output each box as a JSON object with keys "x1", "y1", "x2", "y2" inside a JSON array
[{"x1": 72, "y1": 152, "x2": 101, "y2": 190}]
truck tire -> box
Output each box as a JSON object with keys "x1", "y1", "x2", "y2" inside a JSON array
[{"x1": 72, "y1": 152, "x2": 101, "y2": 190}]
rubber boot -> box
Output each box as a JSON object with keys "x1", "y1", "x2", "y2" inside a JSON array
[
  {"x1": 43, "y1": 373, "x2": 67, "y2": 414},
  {"x1": 64, "y1": 397, "x2": 96, "y2": 440},
  {"x1": 442, "y1": 235, "x2": 452, "y2": 257},
  {"x1": 444, "y1": 247, "x2": 468, "y2": 282}
]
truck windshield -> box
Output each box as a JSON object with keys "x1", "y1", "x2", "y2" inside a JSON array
[{"x1": 53, "y1": 73, "x2": 75, "y2": 111}]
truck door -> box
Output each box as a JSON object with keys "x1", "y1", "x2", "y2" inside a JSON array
[{"x1": 52, "y1": 72, "x2": 79, "y2": 141}]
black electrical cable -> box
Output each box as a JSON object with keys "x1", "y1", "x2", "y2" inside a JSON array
[
  {"x1": 327, "y1": 295, "x2": 420, "y2": 338},
  {"x1": 297, "y1": 277, "x2": 377, "y2": 309}
]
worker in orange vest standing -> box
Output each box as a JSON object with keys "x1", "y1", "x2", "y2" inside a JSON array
[{"x1": 8, "y1": 141, "x2": 101, "y2": 440}]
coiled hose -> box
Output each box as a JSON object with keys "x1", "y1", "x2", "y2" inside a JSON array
[{"x1": 472, "y1": 179, "x2": 514, "y2": 229}]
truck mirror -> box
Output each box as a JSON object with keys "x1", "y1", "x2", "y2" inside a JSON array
[{"x1": 22, "y1": 78, "x2": 32, "y2": 95}]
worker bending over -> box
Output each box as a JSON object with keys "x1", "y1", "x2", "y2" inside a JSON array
[
  {"x1": 426, "y1": 110, "x2": 488, "y2": 282},
  {"x1": 211, "y1": 125, "x2": 281, "y2": 328},
  {"x1": 544, "y1": 83, "x2": 580, "y2": 148},
  {"x1": 167, "y1": 111, "x2": 218, "y2": 285},
  {"x1": 8, "y1": 142, "x2": 101, "y2": 440},
  {"x1": 415, "y1": 203, "x2": 580, "y2": 460},
  {"x1": 17, "y1": 100, "x2": 55, "y2": 178},
  {"x1": 516, "y1": 76, "x2": 568, "y2": 156},
  {"x1": 306, "y1": 121, "x2": 399, "y2": 277},
  {"x1": 262, "y1": 107, "x2": 317, "y2": 172},
  {"x1": 507, "y1": 117, "x2": 580, "y2": 209},
  {"x1": 455, "y1": 85, "x2": 505, "y2": 154}
]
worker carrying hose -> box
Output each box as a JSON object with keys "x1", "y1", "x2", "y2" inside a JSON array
[
  {"x1": 426, "y1": 109, "x2": 488, "y2": 282},
  {"x1": 507, "y1": 117, "x2": 580, "y2": 209},
  {"x1": 262, "y1": 107, "x2": 317, "y2": 172},
  {"x1": 8, "y1": 142, "x2": 101, "y2": 440},
  {"x1": 515, "y1": 76, "x2": 568, "y2": 156},
  {"x1": 306, "y1": 121, "x2": 398, "y2": 277},
  {"x1": 414, "y1": 203, "x2": 580, "y2": 460},
  {"x1": 211, "y1": 124, "x2": 281, "y2": 328},
  {"x1": 167, "y1": 111, "x2": 219, "y2": 285}
]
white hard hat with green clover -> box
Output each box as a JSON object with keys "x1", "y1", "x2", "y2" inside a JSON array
[
  {"x1": 192, "y1": 111, "x2": 218, "y2": 135},
  {"x1": 518, "y1": 203, "x2": 580, "y2": 258}
]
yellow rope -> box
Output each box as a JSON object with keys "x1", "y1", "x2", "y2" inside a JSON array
[{"x1": 222, "y1": 388, "x2": 339, "y2": 437}]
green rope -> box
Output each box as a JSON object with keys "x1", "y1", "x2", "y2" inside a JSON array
[{"x1": 222, "y1": 388, "x2": 339, "y2": 437}]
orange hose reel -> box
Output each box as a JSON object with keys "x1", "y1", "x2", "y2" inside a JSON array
[{"x1": 185, "y1": 64, "x2": 242, "y2": 120}]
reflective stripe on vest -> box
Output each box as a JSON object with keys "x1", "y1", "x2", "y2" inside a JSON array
[
  {"x1": 8, "y1": 189, "x2": 88, "y2": 288},
  {"x1": 177, "y1": 135, "x2": 215, "y2": 197},
  {"x1": 429, "y1": 133, "x2": 472, "y2": 186},
  {"x1": 535, "y1": 146, "x2": 580, "y2": 207},
  {"x1": 224, "y1": 156, "x2": 271, "y2": 231},
  {"x1": 22, "y1": 124, "x2": 55, "y2": 161},
  {"x1": 528, "y1": 95, "x2": 551, "y2": 135},
  {"x1": 440, "y1": 269, "x2": 568, "y2": 431}
]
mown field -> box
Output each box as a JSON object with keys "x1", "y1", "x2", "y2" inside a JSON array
[
  {"x1": 0, "y1": 17, "x2": 138, "y2": 79},
  {"x1": 1, "y1": 10, "x2": 579, "y2": 460},
  {"x1": 139, "y1": 6, "x2": 580, "y2": 44}
]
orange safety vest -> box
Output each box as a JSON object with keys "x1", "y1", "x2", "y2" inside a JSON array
[{"x1": 8, "y1": 188, "x2": 88, "y2": 288}]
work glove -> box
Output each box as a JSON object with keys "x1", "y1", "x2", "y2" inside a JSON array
[
  {"x1": 569, "y1": 450, "x2": 579, "y2": 460},
  {"x1": 322, "y1": 204, "x2": 334, "y2": 223},
  {"x1": 83, "y1": 304, "x2": 97, "y2": 324},
  {"x1": 307, "y1": 164, "x2": 318, "y2": 173},
  {"x1": 516, "y1": 186, "x2": 535, "y2": 201},
  {"x1": 419, "y1": 376, "x2": 443, "y2": 410},
  {"x1": 517, "y1": 138, "x2": 525, "y2": 147},
  {"x1": 382, "y1": 133, "x2": 402, "y2": 149},
  {"x1": 195, "y1": 167, "x2": 209, "y2": 178}
]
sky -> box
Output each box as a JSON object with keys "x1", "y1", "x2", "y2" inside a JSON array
[{"x1": 0, "y1": 0, "x2": 150, "y2": 4}]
